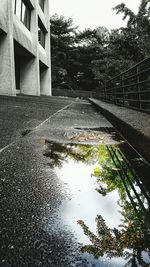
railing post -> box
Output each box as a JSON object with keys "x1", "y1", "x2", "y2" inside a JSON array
[
  {"x1": 136, "y1": 65, "x2": 141, "y2": 111},
  {"x1": 122, "y1": 74, "x2": 125, "y2": 106},
  {"x1": 114, "y1": 80, "x2": 116, "y2": 104},
  {"x1": 104, "y1": 81, "x2": 107, "y2": 101}
]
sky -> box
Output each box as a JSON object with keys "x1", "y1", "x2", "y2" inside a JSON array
[{"x1": 50, "y1": 0, "x2": 140, "y2": 30}]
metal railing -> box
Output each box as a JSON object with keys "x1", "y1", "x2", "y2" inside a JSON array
[{"x1": 99, "y1": 57, "x2": 150, "y2": 113}]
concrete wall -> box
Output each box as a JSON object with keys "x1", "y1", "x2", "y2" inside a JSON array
[
  {"x1": 13, "y1": 0, "x2": 40, "y2": 95},
  {"x1": 13, "y1": 16, "x2": 36, "y2": 56},
  {"x1": 38, "y1": 0, "x2": 51, "y2": 96},
  {"x1": 52, "y1": 88, "x2": 99, "y2": 99},
  {"x1": 0, "y1": 0, "x2": 8, "y2": 33},
  {"x1": 40, "y1": 66, "x2": 51, "y2": 95},
  {"x1": 0, "y1": 0, "x2": 16, "y2": 95},
  {"x1": 0, "y1": 0, "x2": 51, "y2": 96},
  {"x1": 20, "y1": 57, "x2": 40, "y2": 95}
]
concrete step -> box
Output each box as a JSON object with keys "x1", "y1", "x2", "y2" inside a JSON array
[{"x1": 89, "y1": 98, "x2": 150, "y2": 164}]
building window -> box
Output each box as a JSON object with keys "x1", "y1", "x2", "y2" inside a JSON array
[
  {"x1": 12, "y1": 0, "x2": 16, "y2": 13},
  {"x1": 13, "y1": 0, "x2": 31, "y2": 30},
  {"x1": 21, "y1": 2, "x2": 30, "y2": 30},
  {"x1": 39, "y1": 0, "x2": 45, "y2": 12},
  {"x1": 38, "y1": 20, "x2": 46, "y2": 48}
]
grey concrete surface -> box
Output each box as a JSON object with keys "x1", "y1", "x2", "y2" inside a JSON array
[
  {"x1": 0, "y1": 96, "x2": 113, "y2": 266},
  {"x1": 0, "y1": 0, "x2": 51, "y2": 96},
  {"x1": 89, "y1": 98, "x2": 150, "y2": 163},
  {"x1": 0, "y1": 95, "x2": 76, "y2": 150}
]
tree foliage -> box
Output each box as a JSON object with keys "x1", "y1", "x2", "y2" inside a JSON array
[
  {"x1": 51, "y1": 0, "x2": 150, "y2": 91},
  {"x1": 50, "y1": 14, "x2": 78, "y2": 89}
]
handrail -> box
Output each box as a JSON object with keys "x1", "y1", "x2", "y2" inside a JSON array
[
  {"x1": 105, "y1": 56, "x2": 150, "y2": 83},
  {"x1": 99, "y1": 57, "x2": 150, "y2": 113}
]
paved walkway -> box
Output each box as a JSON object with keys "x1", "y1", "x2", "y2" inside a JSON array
[
  {"x1": 0, "y1": 95, "x2": 77, "y2": 151},
  {"x1": 0, "y1": 95, "x2": 112, "y2": 266}
]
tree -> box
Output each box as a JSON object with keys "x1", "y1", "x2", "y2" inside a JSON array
[
  {"x1": 113, "y1": 0, "x2": 150, "y2": 60},
  {"x1": 50, "y1": 1, "x2": 150, "y2": 92},
  {"x1": 90, "y1": 0, "x2": 150, "y2": 85},
  {"x1": 50, "y1": 14, "x2": 78, "y2": 89},
  {"x1": 73, "y1": 27, "x2": 109, "y2": 90}
]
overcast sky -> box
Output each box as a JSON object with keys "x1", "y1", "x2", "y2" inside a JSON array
[{"x1": 50, "y1": 0, "x2": 140, "y2": 30}]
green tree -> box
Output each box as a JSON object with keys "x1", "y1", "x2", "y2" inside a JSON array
[
  {"x1": 89, "y1": 0, "x2": 150, "y2": 85},
  {"x1": 113, "y1": 0, "x2": 150, "y2": 60},
  {"x1": 75, "y1": 27, "x2": 109, "y2": 90},
  {"x1": 50, "y1": 1, "x2": 150, "y2": 92},
  {"x1": 50, "y1": 14, "x2": 78, "y2": 89}
]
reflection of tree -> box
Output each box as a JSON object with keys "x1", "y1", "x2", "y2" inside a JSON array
[
  {"x1": 43, "y1": 141, "x2": 111, "y2": 168},
  {"x1": 92, "y1": 146, "x2": 126, "y2": 198},
  {"x1": 78, "y1": 208, "x2": 150, "y2": 266},
  {"x1": 93, "y1": 145, "x2": 150, "y2": 219},
  {"x1": 44, "y1": 141, "x2": 150, "y2": 216},
  {"x1": 44, "y1": 141, "x2": 150, "y2": 265},
  {"x1": 77, "y1": 142, "x2": 150, "y2": 266},
  {"x1": 78, "y1": 215, "x2": 124, "y2": 259}
]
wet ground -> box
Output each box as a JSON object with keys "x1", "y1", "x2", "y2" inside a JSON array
[
  {"x1": 0, "y1": 95, "x2": 76, "y2": 150},
  {"x1": 0, "y1": 96, "x2": 150, "y2": 267}
]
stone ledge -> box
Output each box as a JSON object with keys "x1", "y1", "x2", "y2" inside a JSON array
[{"x1": 89, "y1": 98, "x2": 150, "y2": 164}]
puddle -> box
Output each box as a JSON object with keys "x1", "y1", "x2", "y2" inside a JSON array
[{"x1": 43, "y1": 136, "x2": 150, "y2": 266}]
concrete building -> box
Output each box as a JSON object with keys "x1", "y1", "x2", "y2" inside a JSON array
[{"x1": 0, "y1": 0, "x2": 51, "y2": 96}]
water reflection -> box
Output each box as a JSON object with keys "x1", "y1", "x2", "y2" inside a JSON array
[{"x1": 43, "y1": 140, "x2": 150, "y2": 266}]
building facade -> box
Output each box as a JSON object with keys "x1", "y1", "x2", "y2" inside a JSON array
[{"x1": 0, "y1": 0, "x2": 51, "y2": 96}]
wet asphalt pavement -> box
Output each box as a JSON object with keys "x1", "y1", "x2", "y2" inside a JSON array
[
  {"x1": 0, "y1": 96, "x2": 77, "y2": 150},
  {"x1": 0, "y1": 96, "x2": 113, "y2": 267}
]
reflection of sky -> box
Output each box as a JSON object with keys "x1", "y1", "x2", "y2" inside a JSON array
[
  {"x1": 82, "y1": 253, "x2": 128, "y2": 267},
  {"x1": 142, "y1": 251, "x2": 150, "y2": 264},
  {"x1": 46, "y1": 141, "x2": 150, "y2": 266},
  {"x1": 55, "y1": 159, "x2": 122, "y2": 245}
]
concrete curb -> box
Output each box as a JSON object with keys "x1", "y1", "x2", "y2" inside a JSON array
[{"x1": 89, "y1": 98, "x2": 150, "y2": 164}]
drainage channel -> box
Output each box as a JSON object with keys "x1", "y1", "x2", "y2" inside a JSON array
[{"x1": 43, "y1": 127, "x2": 150, "y2": 266}]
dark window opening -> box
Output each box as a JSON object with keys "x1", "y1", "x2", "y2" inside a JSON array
[
  {"x1": 14, "y1": 55, "x2": 20, "y2": 90},
  {"x1": 39, "y1": 0, "x2": 45, "y2": 12},
  {"x1": 13, "y1": 0, "x2": 31, "y2": 30},
  {"x1": 12, "y1": 0, "x2": 16, "y2": 14},
  {"x1": 38, "y1": 20, "x2": 46, "y2": 48}
]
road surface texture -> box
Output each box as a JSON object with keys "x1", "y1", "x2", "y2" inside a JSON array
[{"x1": 0, "y1": 96, "x2": 113, "y2": 267}]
